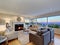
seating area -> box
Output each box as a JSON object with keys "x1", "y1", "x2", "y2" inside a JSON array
[
  {"x1": 0, "y1": 25, "x2": 55, "y2": 45},
  {"x1": 0, "y1": 0, "x2": 60, "y2": 45}
]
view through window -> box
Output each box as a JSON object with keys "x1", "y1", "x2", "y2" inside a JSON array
[
  {"x1": 36, "y1": 16, "x2": 60, "y2": 28},
  {"x1": 48, "y1": 16, "x2": 60, "y2": 28},
  {"x1": 37, "y1": 17, "x2": 47, "y2": 27}
]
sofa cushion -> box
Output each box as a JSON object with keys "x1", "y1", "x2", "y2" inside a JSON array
[
  {"x1": 41, "y1": 30, "x2": 48, "y2": 33},
  {"x1": 37, "y1": 30, "x2": 48, "y2": 36}
]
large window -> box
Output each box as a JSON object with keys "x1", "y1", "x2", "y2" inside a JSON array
[
  {"x1": 25, "y1": 18, "x2": 31, "y2": 28},
  {"x1": 37, "y1": 17, "x2": 47, "y2": 27},
  {"x1": 30, "y1": 19, "x2": 37, "y2": 25},
  {"x1": 36, "y1": 16, "x2": 60, "y2": 28},
  {"x1": 32, "y1": 19, "x2": 37, "y2": 23},
  {"x1": 48, "y1": 16, "x2": 60, "y2": 28}
]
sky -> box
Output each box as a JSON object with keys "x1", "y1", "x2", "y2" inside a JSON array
[{"x1": 37, "y1": 16, "x2": 60, "y2": 22}]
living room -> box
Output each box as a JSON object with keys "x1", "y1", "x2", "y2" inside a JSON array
[{"x1": 0, "y1": 0, "x2": 60, "y2": 45}]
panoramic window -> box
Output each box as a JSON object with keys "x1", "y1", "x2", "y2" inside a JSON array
[
  {"x1": 37, "y1": 17, "x2": 47, "y2": 27},
  {"x1": 30, "y1": 19, "x2": 37, "y2": 25},
  {"x1": 48, "y1": 16, "x2": 60, "y2": 28},
  {"x1": 32, "y1": 19, "x2": 37, "y2": 23}
]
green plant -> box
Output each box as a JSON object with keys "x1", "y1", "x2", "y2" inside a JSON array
[{"x1": 48, "y1": 24, "x2": 60, "y2": 28}]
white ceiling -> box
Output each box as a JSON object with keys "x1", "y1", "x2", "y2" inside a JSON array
[{"x1": 0, "y1": 0, "x2": 60, "y2": 18}]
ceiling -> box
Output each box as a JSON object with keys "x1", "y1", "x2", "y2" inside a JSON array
[{"x1": 0, "y1": 0, "x2": 60, "y2": 18}]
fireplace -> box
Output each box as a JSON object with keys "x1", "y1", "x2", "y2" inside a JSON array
[{"x1": 15, "y1": 24, "x2": 24, "y2": 31}]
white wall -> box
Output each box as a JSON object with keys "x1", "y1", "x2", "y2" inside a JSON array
[
  {"x1": 2, "y1": 16, "x2": 25, "y2": 23},
  {"x1": 0, "y1": 15, "x2": 25, "y2": 31},
  {"x1": 0, "y1": 25, "x2": 6, "y2": 31}
]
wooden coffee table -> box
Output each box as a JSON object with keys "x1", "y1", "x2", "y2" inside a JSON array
[{"x1": 0, "y1": 36, "x2": 8, "y2": 45}]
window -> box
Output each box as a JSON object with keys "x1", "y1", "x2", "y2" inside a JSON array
[
  {"x1": 37, "y1": 17, "x2": 47, "y2": 27},
  {"x1": 25, "y1": 18, "x2": 31, "y2": 28},
  {"x1": 25, "y1": 19, "x2": 30, "y2": 23},
  {"x1": 30, "y1": 19, "x2": 37, "y2": 25},
  {"x1": 48, "y1": 16, "x2": 60, "y2": 28}
]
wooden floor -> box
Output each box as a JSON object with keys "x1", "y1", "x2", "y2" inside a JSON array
[
  {"x1": 8, "y1": 34, "x2": 60, "y2": 45},
  {"x1": 53, "y1": 34, "x2": 60, "y2": 45}
]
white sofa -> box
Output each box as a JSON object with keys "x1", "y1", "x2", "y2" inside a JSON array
[{"x1": 5, "y1": 29, "x2": 18, "y2": 40}]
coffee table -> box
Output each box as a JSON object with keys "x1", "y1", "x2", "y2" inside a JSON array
[
  {"x1": 18, "y1": 31, "x2": 29, "y2": 45},
  {"x1": 0, "y1": 36, "x2": 8, "y2": 45}
]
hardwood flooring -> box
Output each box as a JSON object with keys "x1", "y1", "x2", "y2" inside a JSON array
[
  {"x1": 8, "y1": 39, "x2": 34, "y2": 45},
  {"x1": 53, "y1": 34, "x2": 60, "y2": 45},
  {"x1": 8, "y1": 34, "x2": 60, "y2": 45}
]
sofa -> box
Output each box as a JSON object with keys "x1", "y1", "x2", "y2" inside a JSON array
[
  {"x1": 29, "y1": 28, "x2": 54, "y2": 45},
  {"x1": 29, "y1": 25, "x2": 39, "y2": 31}
]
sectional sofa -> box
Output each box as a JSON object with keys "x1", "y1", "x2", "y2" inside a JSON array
[{"x1": 29, "y1": 28, "x2": 54, "y2": 45}]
